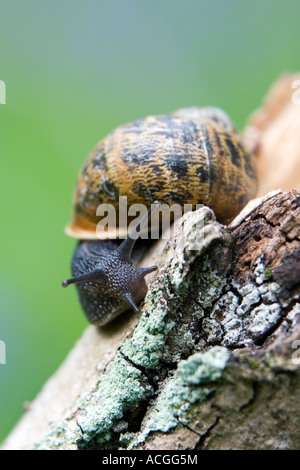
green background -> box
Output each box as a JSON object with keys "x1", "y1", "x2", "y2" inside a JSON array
[{"x1": 0, "y1": 0, "x2": 299, "y2": 444}]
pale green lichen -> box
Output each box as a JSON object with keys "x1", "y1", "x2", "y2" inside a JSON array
[
  {"x1": 177, "y1": 345, "x2": 230, "y2": 385},
  {"x1": 198, "y1": 253, "x2": 294, "y2": 349},
  {"x1": 76, "y1": 352, "x2": 153, "y2": 447},
  {"x1": 34, "y1": 275, "x2": 183, "y2": 449},
  {"x1": 120, "y1": 290, "x2": 175, "y2": 369},
  {"x1": 236, "y1": 288, "x2": 261, "y2": 317},
  {"x1": 263, "y1": 268, "x2": 273, "y2": 280},
  {"x1": 34, "y1": 352, "x2": 153, "y2": 449},
  {"x1": 126, "y1": 346, "x2": 230, "y2": 448},
  {"x1": 169, "y1": 208, "x2": 222, "y2": 291},
  {"x1": 253, "y1": 257, "x2": 272, "y2": 285},
  {"x1": 34, "y1": 424, "x2": 70, "y2": 450},
  {"x1": 35, "y1": 213, "x2": 298, "y2": 450}
]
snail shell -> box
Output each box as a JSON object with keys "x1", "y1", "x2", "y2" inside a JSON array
[
  {"x1": 66, "y1": 106, "x2": 257, "y2": 240},
  {"x1": 63, "y1": 107, "x2": 258, "y2": 326}
]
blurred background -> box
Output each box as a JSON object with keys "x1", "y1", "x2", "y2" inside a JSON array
[{"x1": 0, "y1": 0, "x2": 299, "y2": 443}]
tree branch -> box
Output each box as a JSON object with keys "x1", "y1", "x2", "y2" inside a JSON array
[{"x1": 2, "y1": 73, "x2": 300, "y2": 450}]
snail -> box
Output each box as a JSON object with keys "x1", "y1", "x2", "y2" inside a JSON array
[{"x1": 62, "y1": 106, "x2": 257, "y2": 326}]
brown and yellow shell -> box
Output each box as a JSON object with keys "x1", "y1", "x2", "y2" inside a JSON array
[{"x1": 66, "y1": 106, "x2": 257, "y2": 239}]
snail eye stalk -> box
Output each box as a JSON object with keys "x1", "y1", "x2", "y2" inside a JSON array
[{"x1": 62, "y1": 203, "x2": 159, "y2": 315}]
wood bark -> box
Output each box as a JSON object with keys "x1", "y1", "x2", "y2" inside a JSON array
[{"x1": 2, "y1": 73, "x2": 300, "y2": 450}]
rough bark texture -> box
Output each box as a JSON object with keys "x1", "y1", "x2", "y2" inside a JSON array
[
  {"x1": 244, "y1": 72, "x2": 300, "y2": 196},
  {"x1": 2, "y1": 73, "x2": 300, "y2": 450}
]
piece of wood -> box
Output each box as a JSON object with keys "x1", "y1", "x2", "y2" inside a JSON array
[
  {"x1": 2, "y1": 74, "x2": 300, "y2": 450},
  {"x1": 2, "y1": 191, "x2": 300, "y2": 450},
  {"x1": 244, "y1": 72, "x2": 300, "y2": 196}
]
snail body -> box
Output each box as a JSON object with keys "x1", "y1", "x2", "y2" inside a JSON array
[
  {"x1": 63, "y1": 107, "x2": 257, "y2": 326},
  {"x1": 63, "y1": 205, "x2": 158, "y2": 326}
]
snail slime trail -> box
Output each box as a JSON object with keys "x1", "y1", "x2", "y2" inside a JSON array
[{"x1": 62, "y1": 107, "x2": 257, "y2": 325}]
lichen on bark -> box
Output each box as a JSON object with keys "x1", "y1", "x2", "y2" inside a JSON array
[
  {"x1": 18, "y1": 191, "x2": 300, "y2": 450},
  {"x1": 2, "y1": 73, "x2": 300, "y2": 451}
]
